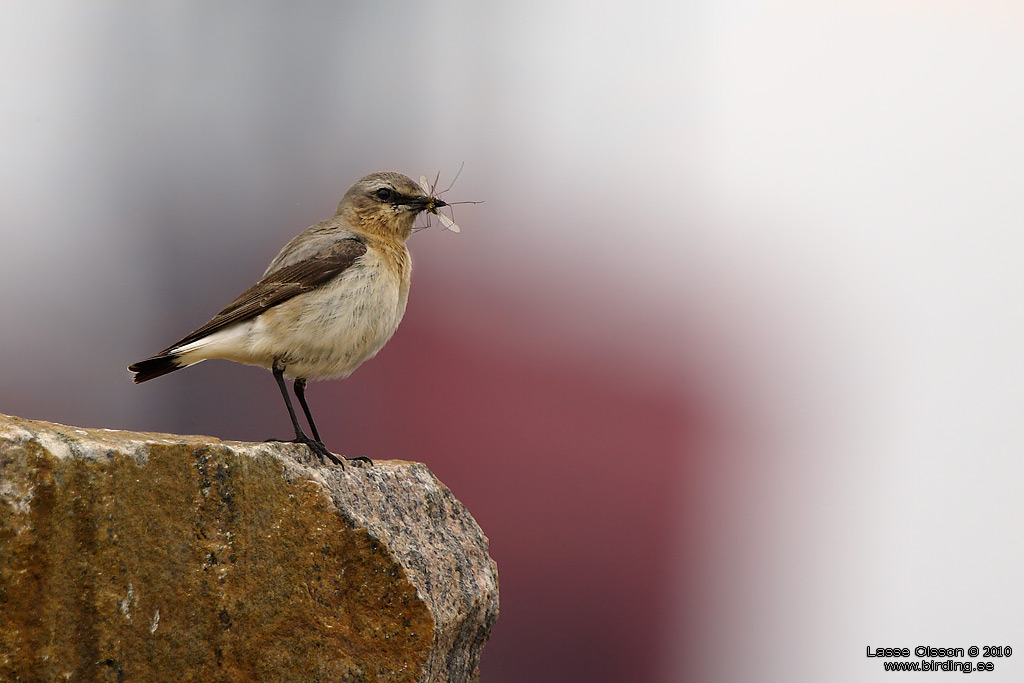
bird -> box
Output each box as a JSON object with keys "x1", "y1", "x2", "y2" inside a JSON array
[{"x1": 129, "y1": 171, "x2": 453, "y2": 466}]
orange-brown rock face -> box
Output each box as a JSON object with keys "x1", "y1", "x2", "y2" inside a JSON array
[{"x1": 0, "y1": 414, "x2": 497, "y2": 682}]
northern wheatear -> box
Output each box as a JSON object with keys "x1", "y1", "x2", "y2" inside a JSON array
[{"x1": 129, "y1": 171, "x2": 458, "y2": 466}]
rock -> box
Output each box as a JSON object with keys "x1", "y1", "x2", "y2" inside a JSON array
[{"x1": 0, "y1": 414, "x2": 498, "y2": 682}]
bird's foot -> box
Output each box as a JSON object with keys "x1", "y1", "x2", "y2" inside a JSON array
[
  {"x1": 304, "y1": 438, "x2": 346, "y2": 467},
  {"x1": 264, "y1": 437, "x2": 372, "y2": 467},
  {"x1": 265, "y1": 436, "x2": 345, "y2": 466}
]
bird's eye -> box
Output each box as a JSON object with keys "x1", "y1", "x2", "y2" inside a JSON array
[{"x1": 375, "y1": 188, "x2": 393, "y2": 201}]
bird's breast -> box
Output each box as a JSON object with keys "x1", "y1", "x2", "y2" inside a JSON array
[{"x1": 251, "y1": 247, "x2": 410, "y2": 380}]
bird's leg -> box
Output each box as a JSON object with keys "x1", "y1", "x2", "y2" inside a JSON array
[
  {"x1": 293, "y1": 378, "x2": 322, "y2": 442},
  {"x1": 272, "y1": 363, "x2": 307, "y2": 442},
  {"x1": 294, "y1": 377, "x2": 373, "y2": 467},
  {"x1": 270, "y1": 363, "x2": 343, "y2": 466}
]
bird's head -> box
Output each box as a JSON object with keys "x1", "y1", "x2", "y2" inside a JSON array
[{"x1": 335, "y1": 171, "x2": 445, "y2": 239}]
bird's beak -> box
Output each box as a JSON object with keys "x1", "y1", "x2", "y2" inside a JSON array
[{"x1": 409, "y1": 195, "x2": 446, "y2": 213}]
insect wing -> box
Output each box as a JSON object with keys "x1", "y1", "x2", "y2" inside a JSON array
[
  {"x1": 419, "y1": 175, "x2": 432, "y2": 196},
  {"x1": 437, "y1": 212, "x2": 460, "y2": 233}
]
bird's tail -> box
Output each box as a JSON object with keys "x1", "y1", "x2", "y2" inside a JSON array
[{"x1": 128, "y1": 354, "x2": 186, "y2": 383}]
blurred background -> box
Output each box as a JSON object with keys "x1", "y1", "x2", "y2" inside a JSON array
[{"x1": 3, "y1": 2, "x2": 1023, "y2": 681}]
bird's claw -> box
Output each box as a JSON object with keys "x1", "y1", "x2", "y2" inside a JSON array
[
  {"x1": 306, "y1": 439, "x2": 345, "y2": 467},
  {"x1": 264, "y1": 436, "x2": 373, "y2": 468},
  {"x1": 265, "y1": 436, "x2": 344, "y2": 466}
]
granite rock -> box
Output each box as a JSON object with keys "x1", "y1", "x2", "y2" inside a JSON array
[{"x1": 0, "y1": 414, "x2": 498, "y2": 682}]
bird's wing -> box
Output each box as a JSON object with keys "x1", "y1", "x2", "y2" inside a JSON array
[{"x1": 158, "y1": 237, "x2": 368, "y2": 354}]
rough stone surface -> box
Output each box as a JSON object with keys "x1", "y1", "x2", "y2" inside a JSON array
[{"x1": 0, "y1": 414, "x2": 498, "y2": 682}]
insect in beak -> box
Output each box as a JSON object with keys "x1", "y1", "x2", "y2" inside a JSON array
[{"x1": 419, "y1": 175, "x2": 460, "y2": 233}]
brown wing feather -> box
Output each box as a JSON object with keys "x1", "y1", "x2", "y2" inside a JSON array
[{"x1": 157, "y1": 237, "x2": 367, "y2": 354}]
